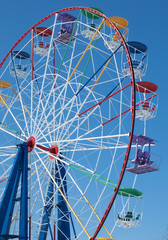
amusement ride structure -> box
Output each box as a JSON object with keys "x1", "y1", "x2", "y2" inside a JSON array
[{"x1": 0, "y1": 6, "x2": 161, "y2": 240}]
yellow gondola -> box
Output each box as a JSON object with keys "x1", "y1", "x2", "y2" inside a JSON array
[
  {"x1": 0, "y1": 81, "x2": 11, "y2": 106},
  {"x1": 105, "y1": 16, "x2": 128, "y2": 50}
]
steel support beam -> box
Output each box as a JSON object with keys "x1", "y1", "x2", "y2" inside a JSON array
[
  {"x1": 57, "y1": 159, "x2": 70, "y2": 240},
  {"x1": 0, "y1": 143, "x2": 28, "y2": 239},
  {"x1": 38, "y1": 168, "x2": 54, "y2": 240}
]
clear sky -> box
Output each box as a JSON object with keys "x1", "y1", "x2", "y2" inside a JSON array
[{"x1": 0, "y1": 0, "x2": 167, "y2": 239}]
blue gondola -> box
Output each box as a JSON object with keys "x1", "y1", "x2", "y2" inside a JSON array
[
  {"x1": 10, "y1": 51, "x2": 30, "y2": 78},
  {"x1": 122, "y1": 41, "x2": 147, "y2": 78}
]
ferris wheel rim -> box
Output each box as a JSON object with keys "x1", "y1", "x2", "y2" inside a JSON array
[{"x1": 0, "y1": 6, "x2": 136, "y2": 239}]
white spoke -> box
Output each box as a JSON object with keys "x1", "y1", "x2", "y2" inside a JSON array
[
  {"x1": 33, "y1": 14, "x2": 58, "y2": 134},
  {"x1": 40, "y1": 133, "x2": 129, "y2": 145},
  {"x1": 0, "y1": 125, "x2": 25, "y2": 142}
]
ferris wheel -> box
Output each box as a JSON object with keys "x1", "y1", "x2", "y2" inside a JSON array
[{"x1": 0, "y1": 6, "x2": 160, "y2": 240}]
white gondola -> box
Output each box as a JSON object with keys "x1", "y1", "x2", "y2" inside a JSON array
[
  {"x1": 117, "y1": 210, "x2": 142, "y2": 228},
  {"x1": 81, "y1": 7, "x2": 104, "y2": 40},
  {"x1": 104, "y1": 16, "x2": 128, "y2": 51},
  {"x1": 123, "y1": 60, "x2": 145, "y2": 78},
  {"x1": 122, "y1": 41, "x2": 148, "y2": 79},
  {"x1": 136, "y1": 102, "x2": 157, "y2": 120},
  {"x1": 34, "y1": 27, "x2": 52, "y2": 56},
  {"x1": 116, "y1": 187, "x2": 143, "y2": 229},
  {"x1": 34, "y1": 41, "x2": 50, "y2": 56},
  {"x1": 81, "y1": 23, "x2": 101, "y2": 40},
  {"x1": 135, "y1": 81, "x2": 158, "y2": 120}
]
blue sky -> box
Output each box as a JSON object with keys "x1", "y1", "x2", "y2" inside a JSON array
[{"x1": 0, "y1": 0, "x2": 167, "y2": 239}]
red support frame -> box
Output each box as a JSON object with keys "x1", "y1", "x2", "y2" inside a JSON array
[
  {"x1": 29, "y1": 216, "x2": 31, "y2": 240},
  {"x1": 53, "y1": 41, "x2": 56, "y2": 89},
  {"x1": 102, "y1": 94, "x2": 157, "y2": 126},
  {"x1": 79, "y1": 82, "x2": 132, "y2": 117},
  {"x1": 0, "y1": 177, "x2": 9, "y2": 184},
  {"x1": 31, "y1": 29, "x2": 34, "y2": 83}
]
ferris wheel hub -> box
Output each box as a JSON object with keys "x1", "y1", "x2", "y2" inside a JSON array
[
  {"x1": 49, "y1": 145, "x2": 59, "y2": 159},
  {"x1": 27, "y1": 136, "x2": 35, "y2": 152}
]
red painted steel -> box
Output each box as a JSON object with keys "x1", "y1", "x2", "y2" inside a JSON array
[
  {"x1": 0, "y1": 177, "x2": 9, "y2": 183},
  {"x1": 53, "y1": 41, "x2": 55, "y2": 88},
  {"x1": 54, "y1": 222, "x2": 56, "y2": 240},
  {"x1": 31, "y1": 29, "x2": 34, "y2": 83},
  {"x1": 36, "y1": 144, "x2": 59, "y2": 159},
  {"x1": 49, "y1": 145, "x2": 59, "y2": 159},
  {"x1": 102, "y1": 94, "x2": 157, "y2": 126},
  {"x1": 78, "y1": 82, "x2": 132, "y2": 117},
  {"x1": 36, "y1": 144, "x2": 49, "y2": 152},
  {"x1": 27, "y1": 136, "x2": 35, "y2": 152},
  {"x1": 29, "y1": 216, "x2": 31, "y2": 240}
]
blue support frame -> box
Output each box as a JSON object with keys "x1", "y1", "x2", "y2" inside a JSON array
[
  {"x1": 0, "y1": 145, "x2": 73, "y2": 240},
  {"x1": 57, "y1": 159, "x2": 70, "y2": 240},
  {"x1": 38, "y1": 168, "x2": 54, "y2": 240},
  {"x1": 19, "y1": 143, "x2": 28, "y2": 239},
  {"x1": 38, "y1": 156, "x2": 71, "y2": 240},
  {"x1": 69, "y1": 212, "x2": 77, "y2": 239},
  {"x1": 0, "y1": 143, "x2": 28, "y2": 239}
]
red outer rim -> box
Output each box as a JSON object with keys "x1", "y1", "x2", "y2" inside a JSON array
[{"x1": 0, "y1": 7, "x2": 135, "y2": 239}]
